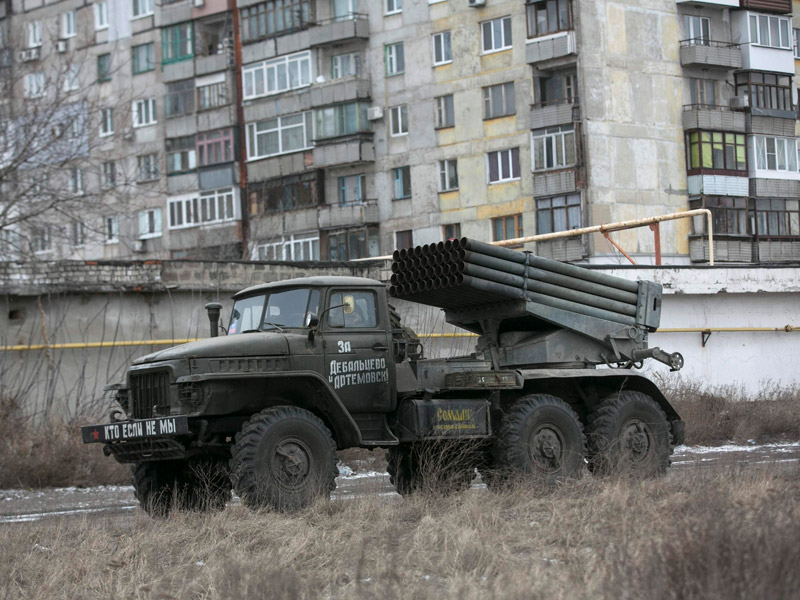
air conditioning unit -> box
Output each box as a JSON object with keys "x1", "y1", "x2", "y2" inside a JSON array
[
  {"x1": 56, "y1": 40, "x2": 67, "y2": 53},
  {"x1": 132, "y1": 240, "x2": 146, "y2": 253},
  {"x1": 729, "y1": 95, "x2": 749, "y2": 110},
  {"x1": 19, "y1": 48, "x2": 40, "y2": 62},
  {"x1": 367, "y1": 106, "x2": 384, "y2": 121},
  {"x1": 468, "y1": 0, "x2": 486, "y2": 7}
]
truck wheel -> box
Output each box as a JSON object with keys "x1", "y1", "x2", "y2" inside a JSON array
[
  {"x1": 230, "y1": 406, "x2": 338, "y2": 511},
  {"x1": 586, "y1": 391, "x2": 671, "y2": 477},
  {"x1": 492, "y1": 394, "x2": 586, "y2": 484},
  {"x1": 386, "y1": 443, "x2": 476, "y2": 496},
  {"x1": 132, "y1": 459, "x2": 229, "y2": 516}
]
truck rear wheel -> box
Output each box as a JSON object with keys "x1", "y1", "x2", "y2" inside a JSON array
[
  {"x1": 132, "y1": 458, "x2": 230, "y2": 517},
  {"x1": 586, "y1": 391, "x2": 671, "y2": 477},
  {"x1": 230, "y1": 406, "x2": 338, "y2": 511},
  {"x1": 386, "y1": 442, "x2": 476, "y2": 495},
  {"x1": 491, "y1": 394, "x2": 586, "y2": 484}
]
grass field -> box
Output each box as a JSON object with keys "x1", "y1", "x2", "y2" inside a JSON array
[{"x1": 1, "y1": 464, "x2": 798, "y2": 599}]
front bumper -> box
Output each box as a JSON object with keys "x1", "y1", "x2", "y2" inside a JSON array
[{"x1": 81, "y1": 416, "x2": 191, "y2": 463}]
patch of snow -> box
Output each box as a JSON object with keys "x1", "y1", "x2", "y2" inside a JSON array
[{"x1": 675, "y1": 441, "x2": 800, "y2": 455}]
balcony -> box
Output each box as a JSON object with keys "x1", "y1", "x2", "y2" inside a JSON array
[
  {"x1": 533, "y1": 170, "x2": 577, "y2": 197},
  {"x1": 526, "y1": 31, "x2": 576, "y2": 64},
  {"x1": 747, "y1": 114, "x2": 796, "y2": 136},
  {"x1": 682, "y1": 105, "x2": 745, "y2": 132},
  {"x1": 687, "y1": 174, "x2": 749, "y2": 196},
  {"x1": 247, "y1": 14, "x2": 369, "y2": 61},
  {"x1": 529, "y1": 98, "x2": 578, "y2": 130},
  {"x1": 675, "y1": 0, "x2": 738, "y2": 6},
  {"x1": 318, "y1": 200, "x2": 378, "y2": 230},
  {"x1": 313, "y1": 136, "x2": 374, "y2": 168},
  {"x1": 679, "y1": 40, "x2": 741, "y2": 69},
  {"x1": 196, "y1": 53, "x2": 231, "y2": 76},
  {"x1": 739, "y1": 0, "x2": 791, "y2": 13},
  {"x1": 309, "y1": 14, "x2": 369, "y2": 48},
  {"x1": 750, "y1": 178, "x2": 800, "y2": 198},
  {"x1": 310, "y1": 77, "x2": 370, "y2": 108}
]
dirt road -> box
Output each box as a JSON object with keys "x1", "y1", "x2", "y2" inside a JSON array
[{"x1": 1, "y1": 442, "x2": 797, "y2": 525}]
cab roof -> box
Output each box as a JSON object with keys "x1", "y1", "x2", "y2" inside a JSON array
[{"x1": 233, "y1": 276, "x2": 383, "y2": 299}]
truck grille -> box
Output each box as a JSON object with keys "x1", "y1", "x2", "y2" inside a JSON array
[{"x1": 130, "y1": 371, "x2": 171, "y2": 419}]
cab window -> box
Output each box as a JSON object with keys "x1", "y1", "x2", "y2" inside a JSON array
[
  {"x1": 262, "y1": 288, "x2": 320, "y2": 329},
  {"x1": 328, "y1": 291, "x2": 377, "y2": 328},
  {"x1": 228, "y1": 294, "x2": 265, "y2": 334}
]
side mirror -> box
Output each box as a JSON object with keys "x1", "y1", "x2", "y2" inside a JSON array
[{"x1": 306, "y1": 312, "x2": 319, "y2": 344}]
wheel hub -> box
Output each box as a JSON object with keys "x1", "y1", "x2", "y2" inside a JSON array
[
  {"x1": 273, "y1": 441, "x2": 311, "y2": 486},
  {"x1": 530, "y1": 426, "x2": 564, "y2": 472},
  {"x1": 623, "y1": 420, "x2": 651, "y2": 462}
]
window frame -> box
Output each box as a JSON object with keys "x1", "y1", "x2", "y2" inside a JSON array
[
  {"x1": 483, "y1": 81, "x2": 516, "y2": 119},
  {"x1": 526, "y1": 0, "x2": 571, "y2": 39},
  {"x1": 132, "y1": 43, "x2": 155, "y2": 74},
  {"x1": 165, "y1": 79, "x2": 195, "y2": 118},
  {"x1": 487, "y1": 148, "x2": 521, "y2": 183},
  {"x1": 750, "y1": 198, "x2": 800, "y2": 238},
  {"x1": 386, "y1": 0, "x2": 402, "y2": 16},
  {"x1": 432, "y1": 31, "x2": 452, "y2": 66},
  {"x1": 61, "y1": 10, "x2": 77, "y2": 39},
  {"x1": 752, "y1": 135, "x2": 799, "y2": 173},
  {"x1": 531, "y1": 125, "x2": 576, "y2": 171},
  {"x1": 239, "y1": 0, "x2": 312, "y2": 42},
  {"x1": 442, "y1": 223, "x2": 461, "y2": 240},
  {"x1": 132, "y1": 0, "x2": 154, "y2": 19},
  {"x1": 735, "y1": 71, "x2": 793, "y2": 113},
  {"x1": 389, "y1": 105, "x2": 408, "y2": 137},
  {"x1": 101, "y1": 160, "x2": 116, "y2": 188},
  {"x1": 132, "y1": 98, "x2": 157, "y2": 128},
  {"x1": 338, "y1": 174, "x2": 366, "y2": 204},
  {"x1": 23, "y1": 73, "x2": 46, "y2": 98},
  {"x1": 136, "y1": 152, "x2": 160, "y2": 182},
  {"x1": 331, "y1": 52, "x2": 360, "y2": 79},
  {"x1": 257, "y1": 232, "x2": 320, "y2": 261},
  {"x1": 492, "y1": 214, "x2": 523, "y2": 242},
  {"x1": 685, "y1": 130, "x2": 748, "y2": 175},
  {"x1": 392, "y1": 165, "x2": 412, "y2": 200},
  {"x1": 749, "y1": 13, "x2": 791, "y2": 50},
  {"x1": 99, "y1": 108, "x2": 114, "y2": 137},
  {"x1": 97, "y1": 54, "x2": 112, "y2": 83},
  {"x1": 434, "y1": 94, "x2": 454, "y2": 129},
  {"x1": 536, "y1": 193, "x2": 582, "y2": 234},
  {"x1": 242, "y1": 50, "x2": 313, "y2": 100},
  {"x1": 27, "y1": 21, "x2": 42, "y2": 48},
  {"x1": 162, "y1": 22, "x2": 194, "y2": 64},
  {"x1": 197, "y1": 128, "x2": 235, "y2": 167},
  {"x1": 138, "y1": 207, "x2": 163, "y2": 239},
  {"x1": 684, "y1": 15, "x2": 710, "y2": 46},
  {"x1": 166, "y1": 135, "x2": 197, "y2": 174},
  {"x1": 314, "y1": 102, "x2": 369, "y2": 140},
  {"x1": 438, "y1": 159, "x2": 458, "y2": 192},
  {"x1": 245, "y1": 112, "x2": 314, "y2": 160},
  {"x1": 481, "y1": 16, "x2": 512, "y2": 54},
  {"x1": 105, "y1": 215, "x2": 119, "y2": 244},
  {"x1": 385, "y1": 42, "x2": 405, "y2": 76},
  {"x1": 69, "y1": 167, "x2": 84, "y2": 195},
  {"x1": 395, "y1": 229, "x2": 413, "y2": 250},
  {"x1": 94, "y1": 2, "x2": 109, "y2": 30}
]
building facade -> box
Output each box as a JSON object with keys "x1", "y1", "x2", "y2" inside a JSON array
[{"x1": 0, "y1": 0, "x2": 798, "y2": 263}]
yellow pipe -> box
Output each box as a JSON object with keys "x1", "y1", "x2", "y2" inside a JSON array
[{"x1": 2, "y1": 326, "x2": 796, "y2": 351}]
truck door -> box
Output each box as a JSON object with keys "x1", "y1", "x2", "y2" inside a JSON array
[{"x1": 323, "y1": 288, "x2": 394, "y2": 413}]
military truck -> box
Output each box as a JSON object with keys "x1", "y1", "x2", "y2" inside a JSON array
[{"x1": 82, "y1": 238, "x2": 685, "y2": 514}]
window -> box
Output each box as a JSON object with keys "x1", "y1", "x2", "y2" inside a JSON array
[
  {"x1": 168, "y1": 195, "x2": 197, "y2": 228},
  {"x1": 395, "y1": 229, "x2": 413, "y2": 249},
  {"x1": 132, "y1": 98, "x2": 157, "y2": 127},
  {"x1": 432, "y1": 31, "x2": 452, "y2": 65},
  {"x1": 439, "y1": 159, "x2": 458, "y2": 191},
  {"x1": 795, "y1": 29, "x2": 800, "y2": 59},
  {"x1": 166, "y1": 136, "x2": 196, "y2": 174},
  {"x1": 385, "y1": 42, "x2": 404, "y2": 76},
  {"x1": 69, "y1": 168, "x2": 83, "y2": 194},
  {"x1": 240, "y1": 0, "x2": 311, "y2": 42},
  {"x1": 532, "y1": 125, "x2": 575, "y2": 171},
  {"x1": 101, "y1": 161, "x2": 116, "y2": 188},
  {"x1": 492, "y1": 214, "x2": 523, "y2": 241},
  {"x1": 94, "y1": 2, "x2": 109, "y2": 30},
  {"x1": 690, "y1": 196, "x2": 749, "y2": 236},
  {"x1": 328, "y1": 228, "x2": 378, "y2": 259},
  {"x1": 685, "y1": 131, "x2": 747, "y2": 173},
  {"x1": 162, "y1": 23, "x2": 193, "y2": 63},
  {"x1": 684, "y1": 15, "x2": 709, "y2": 46},
  {"x1": 689, "y1": 78, "x2": 716, "y2": 107},
  {"x1": 333, "y1": 0, "x2": 357, "y2": 21},
  {"x1": 753, "y1": 136, "x2": 798, "y2": 172},
  {"x1": 751, "y1": 198, "x2": 800, "y2": 237},
  {"x1": 483, "y1": 82, "x2": 515, "y2": 119},
  {"x1": 536, "y1": 71, "x2": 577, "y2": 105},
  {"x1": 27, "y1": 21, "x2": 42, "y2": 48},
  {"x1": 434, "y1": 95, "x2": 454, "y2": 128},
  {"x1": 63, "y1": 64, "x2": 80, "y2": 92},
  {"x1": 315, "y1": 102, "x2": 369, "y2": 139},
  {"x1": 392, "y1": 166, "x2": 411, "y2": 199},
  {"x1": 23, "y1": 73, "x2": 45, "y2": 98},
  {"x1": 61, "y1": 10, "x2": 77, "y2": 38},
  {"x1": 258, "y1": 232, "x2": 320, "y2": 261},
  {"x1": 749, "y1": 13, "x2": 790, "y2": 49},
  {"x1": 389, "y1": 105, "x2": 408, "y2": 136},
  {"x1": 331, "y1": 52, "x2": 360, "y2": 79},
  {"x1": 246, "y1": 112, "x2": 313, "y2": 159},
  {"x1": 242, "y1": 51, "x2": 312, "y2": 99},
  {"x1": 386, "y1": 0, "x2": 402, "y2": 14},
  {"x1": 199, "y1": 188, "x2": 237, "y2": 224},
  {"x1": 71, "y1": 221, "x2": 85, "y2": 247},
  {"x1": 488, "y1": 148, "x2": 520, "y2": 183},
  {"x1": 197, "y1": 81, "x2": 227, "y2": 110},
  {"x1": 97, "y1": 54, "x2": 112, "y2": 82},
  {"x1": 137, "y1": 153, "x2": 159, "y2": 181},
  {"x1": 197, "y1": 129, "x2": 234, "y2": 166},
  {"x1": 132, "y1": 43, "x2": 155, "y2": 74},
  {"x1": 105, "y1": 216, "x2": 119, "y2": 243},
  {"x1": 536, "y1": 193, "x2": 581, "y2": 234},
  {"x1": 138, "y1": 208, "x2": 162, "y2": 239},
  {"x1": 132, "y1": 0, "x2": 154, "y2": 19},
  {"x1": 338, "y1": 174, "x2": 366, "y2": 204},
  {"x1": 165, "y1": 79, "x2": 194, "y2": 118},
  {"x1": 248, "y1": 172, "x2": 321, "y2": 213},
  {"x1": 32, "y1": 226, "x2": 51, "y2": 253},
  {"x1": 481, "y1": 16, "x2": 512, "y2": 53},
  {"x1": 443, "y1": 223, "x2": 461, "y2": 240},
  {"x1": 328, "y1": 290, "x2": 377, "y2": 328},
  {"x1": 735, "y1": 72, "x2": 792, "y2": 112},
  {"x1": 100, "y1": 108, "x2": 114, "y2": 136},
  {"x1": 526, "y1": 0, "x2": 570, "y2": 38}
]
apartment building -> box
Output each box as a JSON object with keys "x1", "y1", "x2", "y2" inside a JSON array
[{"x1": 1, "y1": 0, "x2": 798, "y2": 264}]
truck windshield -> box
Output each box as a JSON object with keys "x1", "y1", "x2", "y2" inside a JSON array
[{"x1": 228, "y1": 288, "x2": 320, "y2": 334}]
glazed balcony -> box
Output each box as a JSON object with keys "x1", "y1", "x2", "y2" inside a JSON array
[
  {"x1": 529, "y1": 98, "x2": 579, "y2": 130},
  {"x1": 318, "y1": 200, "x2": 378, "y2": 229}
]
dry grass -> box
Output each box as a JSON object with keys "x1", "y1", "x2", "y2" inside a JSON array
[
  {"x1": 1, "y1": 464, "x2": 798, "y2": 599},
  {"x1": 0, "y1": 396, "x2": 129, "y2": 489},
  {"x1": 664, "y1": 382, "x2": 800, "y2": 445}
]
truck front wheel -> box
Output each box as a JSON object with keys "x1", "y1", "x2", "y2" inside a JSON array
[
  {"x1": 230, "y1": 406, "x2": 338, "y2": 511},
  {"x1": 132, "y1": 459, "x2": 230, "y2": 517},
  {"x1": 586, "y1": 391, "x2": 671, "y2": 477},
  {"x1": 491, "y1": 394, "x2": 586, "y2": 485}
]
